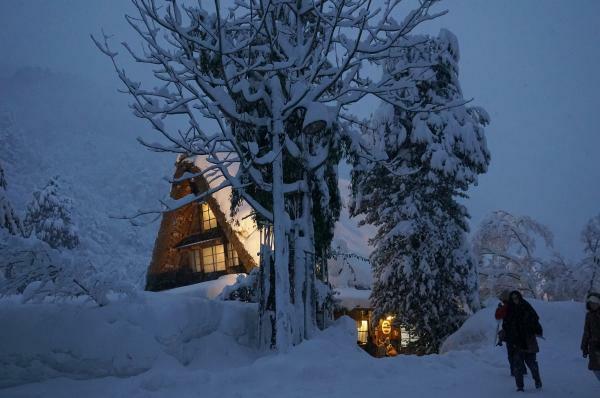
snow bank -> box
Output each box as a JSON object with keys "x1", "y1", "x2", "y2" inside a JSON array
[
  {"x1": 2, "y1": 299, "x2": 598, "y2": 397},
  {"x1": 0, "y1": 290, "x2": 258, "y2": 388},
  {"x1": 164, "y1": 274, "x2": 241, "y2": 299},
  {"x1": 440, "y1": 298, "x2": 584, "y2": 354}
]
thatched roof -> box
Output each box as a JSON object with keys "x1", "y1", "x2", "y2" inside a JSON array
[{"x1": 173, "y1": 155, "x2": 259, "y2": 270}]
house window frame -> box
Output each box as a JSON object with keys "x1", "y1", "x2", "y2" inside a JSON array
[
  {"x1": 227, "y1": 242, "x2": 240, "y2": 268},
  {"x1": 201, "y1": 202, "x2": 218, "y2": 231},
  {"x1": 202, "y1": 243, "x2": 226, "y2": 273},
  {"x1": 190, "y1": 249, "x2": 203, "y2": 273}
]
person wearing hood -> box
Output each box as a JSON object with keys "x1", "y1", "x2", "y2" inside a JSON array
[
  {"x1": 495, "y1": 289, "x2": 523, "y2": 377},
  {"x1": 581, "y1": 292, "x2": 600, "y2": 382},
  {"x1": 502, "y1": 290, "x2": 543, "y2": 391}
]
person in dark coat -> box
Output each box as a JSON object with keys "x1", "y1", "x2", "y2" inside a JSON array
[
  {"x1": 502, "y1": 290, "x2": 543, "y2": 391},
  {"x1": 581, "y1": 292, "x2": 600, "y2": 382},
  {"x1": 495, "y1": 289, "x2": 523, "y2": 377}
]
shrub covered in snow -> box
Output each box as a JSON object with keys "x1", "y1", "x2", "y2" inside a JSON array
[
  {"x1": 24, "y1": 176, "x2": 79, "y2": 249},
  {"x1": 220, "y1": 269, "x2": 260, "y2": 303},
  {"x1": 0, "y1": 230, "x2": 134, "y2": 306}
]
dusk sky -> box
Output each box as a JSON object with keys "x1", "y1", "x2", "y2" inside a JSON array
[{"x1": 1, "y1": 0, "x2": 599, "y2": 260}]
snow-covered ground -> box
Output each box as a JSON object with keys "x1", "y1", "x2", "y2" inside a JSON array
[{"x1": 1, "y1": 284, "x2": 597, "y2": 397}]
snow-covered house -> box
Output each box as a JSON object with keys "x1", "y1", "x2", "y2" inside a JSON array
[
  {"x1": 146, "y1": 156, "x2": 260, "y2": 291},
  {"x1": 146, "y1": 158, "x2": 403, "y2": 355}
]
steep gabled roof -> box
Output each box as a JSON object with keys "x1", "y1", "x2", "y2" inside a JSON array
[
  {"x1": 146, "y1": 155, "x2": 261, "y2": 290},
  {"x1": 171, "y1": 155, "x2": 260, "y2": 269}
]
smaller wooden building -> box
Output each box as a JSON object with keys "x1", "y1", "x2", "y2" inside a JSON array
[
  {"x1": 146, "y1": 156, "x2": 260, "y2": 291},
  {"x1": 334, "y1": 287, "x2": 418, "y2": 357}
]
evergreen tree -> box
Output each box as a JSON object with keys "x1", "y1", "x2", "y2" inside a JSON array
[
  {"x1": 24, "y1": 177, "x2": 79, "y2": 249},
  {"x1": 350, "y1": 30, "x2": 490, "y2": 353},
  {"x1": 0, "y1": 161, "x2": 22, "y2": 236}
]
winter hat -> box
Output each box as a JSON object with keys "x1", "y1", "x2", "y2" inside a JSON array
[
  {"x1": 587, "y1": 293, "x2": 600, "y2": 305},
  {"x1": 510, "y1": 290, "x2": 523, "y2": 300}
]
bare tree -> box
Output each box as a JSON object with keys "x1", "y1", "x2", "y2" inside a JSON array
[
  {"x1": 581, "y1": 214, "x2": 600, "y2": 293},
  {"x1": 94, "y1": 0, "x2": 448, "y2": 350},
  {"x1": 473, "y1": 210, "x2": 554, "y2": 299}
]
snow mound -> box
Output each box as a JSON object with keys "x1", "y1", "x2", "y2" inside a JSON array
[
  {"x1": 164, "y1": 274, "x2": 242, "y2": 299},
  {"x1": 441, "y1": 298, "x2": 584, "y2": 354},
  {"x1": 0, "y1": 291, "x2": 258, "y2": 388},
  {"x1": 2, "y1": 298, "x2": 598, "y2": 397}
]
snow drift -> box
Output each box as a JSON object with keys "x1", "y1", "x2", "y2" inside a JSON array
[
  {"x1": 441, "y1": 298, "x2": 584, "y2": 354},
  {"x1": 0, "y1": 289, "x2": 258, "y2": 388},
  {"x1": 1, "y1": 295, "x2": 598, "y2": 397}
]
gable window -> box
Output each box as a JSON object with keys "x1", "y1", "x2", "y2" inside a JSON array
[
  {"x1": 202, "y1": 244, "x2": 226, "y2": 272},
  {"x1": 202, "y1": 203, "x2": 217, "y2": 231},
  {"x1": 227, "y1": 243, "x2": 240, "y2": 268}
]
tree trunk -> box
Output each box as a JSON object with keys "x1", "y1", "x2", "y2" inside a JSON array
[
  {"x1": 301, "y1": 183, "x2": 316, "y2": 338},
  {"x1": 271, "y1": 117, "x2": 293, "y2": 351},
  {"x1": 258, "y1": 224, "x2": 275, "y2": 349}
]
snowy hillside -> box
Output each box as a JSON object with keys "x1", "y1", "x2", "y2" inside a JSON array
[
  {"x1": 0, "y1": 68, "x2": 186, "y2": 286},
  {"x1": 1, "y1": 289, "x2": 596, "y2": 397}
]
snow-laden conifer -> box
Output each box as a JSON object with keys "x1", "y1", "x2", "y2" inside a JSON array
[
  {"x1": 0, "y1": 162, "x2": 22, "y2": 236},
  {"x1": 350, "y1": 30, "x2": 490, "y2": 353},
  {"x1": 24, "y1": 177, "x2": 79, "y2": 250}
]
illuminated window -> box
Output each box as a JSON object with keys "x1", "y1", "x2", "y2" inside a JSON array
[
  {"x1": 202, "y1": 244, "x2": 226, "y2": 272},
  {"x1": 227, "y1": 243, "x2": 240, "y2": 268},
  {"x1": 202, "y1": 203, "x2": 217, "y2": 231},
  {"x1": 357, "y1": 320, "x2": 369, "y2": 344},
  {"x1": 190, "y1": 249, "x2": 202, "y2": 272}
]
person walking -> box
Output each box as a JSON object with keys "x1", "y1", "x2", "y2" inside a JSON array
[
  {"x1": 503, "y1": 290, "x2": 543, "y2": 392},
  {"x1": 581, "y1": 292, "x2": 600, "y2": 382},
  {"x1": 495, "y1": 289, "x2": 522, "y2": 377}
]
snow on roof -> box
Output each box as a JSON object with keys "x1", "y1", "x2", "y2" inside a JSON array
[
  {"x1": 180, "y1": 155, "x2": 260, "y2": 266},
  {"x1": 175, "y1": 157, "x2": 374, "y2": 275}
]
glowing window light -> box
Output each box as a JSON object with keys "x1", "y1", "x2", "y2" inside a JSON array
[
  {"x1": 202, "y1": 203, "x2": 217, "y2": 231},
  {"x1": 357, "y1": 320, "x2": 369, "y2": 344}
]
